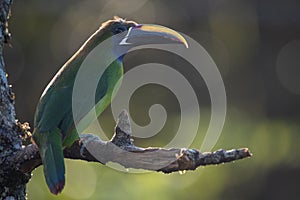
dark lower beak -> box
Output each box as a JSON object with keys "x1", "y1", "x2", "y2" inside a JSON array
[{"x1": 119, "y1": 24, "x2": 188, "y2": 48}]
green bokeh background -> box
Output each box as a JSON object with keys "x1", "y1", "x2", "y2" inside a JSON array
[{"x1": 4, "y1": 0, "x2": 300, "y2": 199}]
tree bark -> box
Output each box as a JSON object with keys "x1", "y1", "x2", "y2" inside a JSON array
[{"x1": 0, "y1": 0, "x2": 32, "y2": 199}]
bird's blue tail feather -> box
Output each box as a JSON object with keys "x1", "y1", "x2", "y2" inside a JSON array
[{"x1": 36, "y1": 129, "x2": 65, "y2": 195}]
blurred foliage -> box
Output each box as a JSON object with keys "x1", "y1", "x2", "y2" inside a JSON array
[{"x1": 3, "y1": 0, "x2": 300, "y2": 199}]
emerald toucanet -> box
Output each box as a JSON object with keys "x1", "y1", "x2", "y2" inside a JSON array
[{"x1": 32, "y1": 17, "x2": 188, "y2": 195}]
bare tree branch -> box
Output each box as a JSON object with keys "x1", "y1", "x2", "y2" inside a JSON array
[{"x1": 15, "y1": 110, "x2": 252, "y2": 175}]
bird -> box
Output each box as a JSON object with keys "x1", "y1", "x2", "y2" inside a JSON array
[{"x1": 32, "y1": 16, "x2": 188, "y2": 195}]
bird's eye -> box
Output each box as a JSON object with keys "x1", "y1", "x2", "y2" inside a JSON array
[{"x1": 113, "y1": 25, "x2": 127, "y2": 34}]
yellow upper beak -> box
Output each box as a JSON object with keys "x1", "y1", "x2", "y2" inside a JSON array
[{"x1": 120, "y1": 24, "x2": 188, "y2": 48}]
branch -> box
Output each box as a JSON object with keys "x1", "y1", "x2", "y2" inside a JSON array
[{"x1": 16, "y1": 110, "x2": 252, "y2": 174}]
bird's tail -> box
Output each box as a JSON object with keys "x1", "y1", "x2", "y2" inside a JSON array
[{"x1": 33, "y1": 128, "x2": 65, "y2": 195}]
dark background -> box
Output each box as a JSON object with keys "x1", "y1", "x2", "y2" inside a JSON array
[{"x1": 4, "y1": 0, "x2": 300, "y2": 199}]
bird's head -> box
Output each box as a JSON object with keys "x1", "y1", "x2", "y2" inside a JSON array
[{"x1": 98, "y1": 16, "x2": 188, "y2": 60}]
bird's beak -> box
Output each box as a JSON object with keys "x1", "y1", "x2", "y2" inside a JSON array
[{"x1": 119, "y1": 24, "x2": 188, "y2": 48}]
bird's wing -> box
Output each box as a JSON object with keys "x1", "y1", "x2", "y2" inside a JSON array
[{"x1": 34, "y1": 83, "x2": 73, "y2": 134}]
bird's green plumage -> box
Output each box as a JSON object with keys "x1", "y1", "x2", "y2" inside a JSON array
[
  {"x1": 32, "y1": 17, "x2": 187, "y2": 195},
  {"x1": 34, "y1": 27, "x2": 118, "y2": 139},
  {"x1": 33, "y1": 19, "x2": 125, "y2": 195}
]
